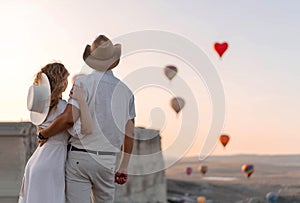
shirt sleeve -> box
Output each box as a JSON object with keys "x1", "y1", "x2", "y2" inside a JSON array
[
  {"x1": 68, "y1": 98, "x2": 80, "y2": 109},
  {"x1": 128, "y1": 94, "x2": 136, "y2": 119}
]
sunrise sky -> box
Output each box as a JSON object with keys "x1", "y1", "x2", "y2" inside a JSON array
[{"x1": 1, "y1": 0, "x2": 300, "y2": 158}]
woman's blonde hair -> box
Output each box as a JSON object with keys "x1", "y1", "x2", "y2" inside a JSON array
[{"x1": 34, "y1": 62, "x2": 69, "y2": 110}]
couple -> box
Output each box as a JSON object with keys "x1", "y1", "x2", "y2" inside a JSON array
[{"x1": 19, "y1": 35, "x2": 136, "y2": 203}]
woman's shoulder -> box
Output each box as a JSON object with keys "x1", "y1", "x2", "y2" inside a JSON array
[
  {"x1": 51, "y1": 99, "x2": 67, "y2": 115},
  {"x1": 40, "y1": 99, "x2": 68, "y2": 127},
  {"x1": 59, "y1": 98, "x2": 68, "y2": 104}
]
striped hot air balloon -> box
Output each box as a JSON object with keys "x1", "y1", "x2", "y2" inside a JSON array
[
  {"x1": 164, "y1": 65, "x2": 178, "y2": 81},
  {"x1": 170, "y1": 97, "x2": 185, "y2": 114},
  {"x1": 241, "y1": 164, "x2": 254, "y2": 178}
]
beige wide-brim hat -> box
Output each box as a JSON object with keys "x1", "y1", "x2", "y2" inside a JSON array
[
  {"x1": 83, "y1": 39, "x2": 121, "y2": 72},
  {"x1": 27, "y1": 73, "x2": 51, "y2": 125}
]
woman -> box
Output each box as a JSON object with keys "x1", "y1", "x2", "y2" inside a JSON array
[{"x1": 18, "y1": 62, "x2": 92, "y2": 203}]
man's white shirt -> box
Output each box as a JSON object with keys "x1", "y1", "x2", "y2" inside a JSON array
[{"x1": 68, "y1": 69, "x2": 135, "y2": 153}]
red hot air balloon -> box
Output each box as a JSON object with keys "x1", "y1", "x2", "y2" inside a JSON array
[
  {"x1": 164, "y1": 65, "x2": 178, "y2": 81},
  {"x1": 170, "y1": 97, "x2": 185, "y2": 114},
  {"x1": 185, "y1": 167, "x2": 193, "y2": 175},
  {"x1": 241, "y1": 164, "x2": 254, "y2": 178},
  {"x1": 214, "y1": 42, "x2": 228, "y2": 58},
  {"x1": 219, "y1": 134, "x2": 230, "y2": 148}
]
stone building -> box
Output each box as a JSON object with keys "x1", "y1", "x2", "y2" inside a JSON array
[
  {"x1": 0, "y1": 123, "x2": 167, "y2": 203},
  {"x1": 115, "y1": 127, "x2": 167, "y2": 203}
]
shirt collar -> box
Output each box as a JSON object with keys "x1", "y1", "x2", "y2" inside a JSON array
[
  {"x1": 104, "y1": 69, "x2": 114, "y2": 76},
  {"x1": 84, "y1": 63, "x2": 114, "y2": 76},
  {"x1": 93, "y1": 69, "x2": 114, "y2": 76}
]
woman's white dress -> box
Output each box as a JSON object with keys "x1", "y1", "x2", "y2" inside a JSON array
[{"x1": 18, "y1": 99, "x2": 69, "y2": 203}]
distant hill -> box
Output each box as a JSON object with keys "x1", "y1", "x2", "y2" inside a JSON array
[{"x1": 166, "y1": 154, "x2": 300, "y2": 203}]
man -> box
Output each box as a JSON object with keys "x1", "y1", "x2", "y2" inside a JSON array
[{"x1": 39, "y1": 35, "x2": 135, "y2": 203}]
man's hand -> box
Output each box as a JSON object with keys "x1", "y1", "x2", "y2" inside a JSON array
[
  {"x1": 69, "y1": 83, "x2": 85, "y2": 102},
  {"x1": 36, "y1": 126, "x2": 42, "y2": 135},
  {"x1": 115, "y1": 119, "x2": 134, "y2": 185},
  {"x1": 36, "y1": 126, "x2": 47, "y2": 146},
  {"x1": 115, "y1": 168, "x2": 128, "y2": 185}
]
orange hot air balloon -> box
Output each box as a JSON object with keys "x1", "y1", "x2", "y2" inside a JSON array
[
  {"x1": 170, "y1": 97, "x2": 185, "y2": 114},
  {"x1": 219, "y1": 134, "x2": 230, "y2": 148},
  {"x1": 241, "y1": 164, "x2": 254, "y2": 178},
  {"x1": 214, "y1": 42, "x2": 228, "y2": 58},
  {"x1": 198, "y1": 165, "x2": 208, "y2": 175},
  {"x1": 197, "y1": 196, "x2": 206, "y2": 203}
]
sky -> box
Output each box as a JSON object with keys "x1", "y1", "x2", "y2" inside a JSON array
[{"x1": 0, "y1": 0, "x2": 300, "y2": 158}]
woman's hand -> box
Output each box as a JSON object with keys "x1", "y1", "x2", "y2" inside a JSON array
[{"x1": 70, "y1": 82, "x2": 85, "y2": 103}]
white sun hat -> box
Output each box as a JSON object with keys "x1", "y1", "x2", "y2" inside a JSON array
[{"x1": 27, "y1": 73, "x2": 51, "y2": 125}]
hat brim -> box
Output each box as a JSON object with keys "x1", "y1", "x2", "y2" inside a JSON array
[
  {"x1": 83, "y1": 44, "x2": 121, "y2": 72},
  {"x1": 29, "y1": 73, "x2": 51, "y2": 125}
]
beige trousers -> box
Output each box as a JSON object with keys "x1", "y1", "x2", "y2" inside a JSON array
[{"x1": 65, "y1": 151, "x2": 116, "y2": 203}]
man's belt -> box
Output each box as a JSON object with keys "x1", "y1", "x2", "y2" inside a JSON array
[{"x1": 68, "y1": 145, "x2": 117, "y2": 156}]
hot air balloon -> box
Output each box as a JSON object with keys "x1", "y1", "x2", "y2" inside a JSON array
[
  {"x1": 164, "y1": 65, "x2": 178, "y2": 81},
  {"x1": 198, "y1": 165, "x2": 208, "y2": 175},
  {"x1": 170, "y1": 97, "x2": 185, "y2": 114},
  {"x1": 241, "y1": 164, "x2": 254, "y2": 178},
  {"x1": 185, "y1": 167, "x2": 192, "y2": 175},
  {"x1": 214, "y1": 42, "x2": 228, "y2": 58},
  {"x1": 265, "y1": 192, "x2": 279, "y2": 203},
  {"x1": 219, "y1": 134, "x2": 230, "y2": 148},
  {"x1": 196, "y1": 196, "x2": 206, "y2": 203}
]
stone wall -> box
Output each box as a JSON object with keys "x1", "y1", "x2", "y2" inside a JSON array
[
  {"x1": 0, "y1": 122, "x2": 36, "y2": 202},
  {"x1": 115, "y1": 127, "x2": 167, "y2": 203}
]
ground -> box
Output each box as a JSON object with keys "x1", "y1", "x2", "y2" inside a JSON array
[{"x1": 165, "y1": 155, "x2": 300, "y2": 203}]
